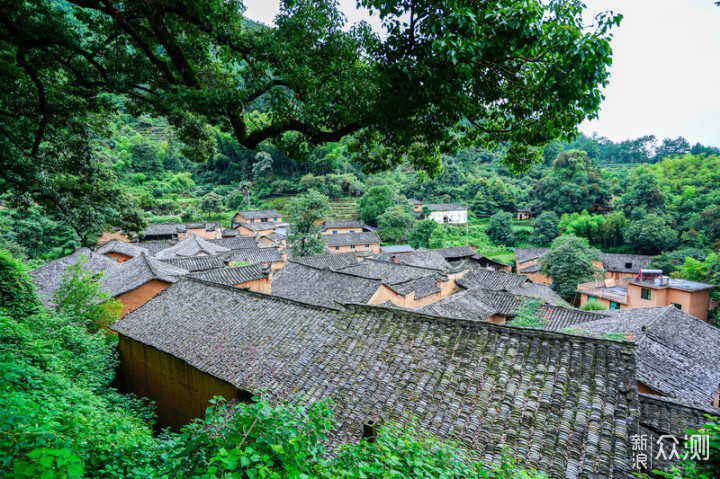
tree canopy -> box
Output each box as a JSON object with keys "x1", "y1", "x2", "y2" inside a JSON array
[{"x1": 2, "y1": 0, "x2": 621, "y2": 232}]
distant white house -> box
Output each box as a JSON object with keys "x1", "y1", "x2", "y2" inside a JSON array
[{"x1": 409, "y1": 200, "x2": 468, "y2": 226}]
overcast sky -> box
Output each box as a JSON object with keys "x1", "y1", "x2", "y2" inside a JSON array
[{"x1": 244, "y1": 0, "x2": 720, "y2": 147}]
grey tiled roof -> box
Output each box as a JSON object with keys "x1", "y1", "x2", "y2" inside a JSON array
[
  {"x1": 155, "y1": 235, "x2": 231, "y2": 260},
  {"x1": 519, "y1": 265, "x2": 540, "y2": 273},
  {"x1": 639, "y1": 394, "x2": 720, "y2": 472},
  {"x1": 323, "y1": 232, "x2": 380, "y2": 247},
  {"x1": 395, "y1": 250, "x2": 453, "y2": 270},
  {"x1": 237, "y1": 221, "x2": 284, "y2": 232},
  {"x1": 29, "y1": 248, "x2": 118, "y2": 306},
  {"x1": 95, "y1": 240, "x2": 149, "y2": 258},
  {"x1": 600, "y1": 253, "x2": 653, "y2": 274},
  {"x1": 271, "y1": 262, "x2": 381, "y2": 307},
  {"x1": 514, "y1": 247, "x2": 548, "y2": 264},
  {"x1": 208, "y1": 237, "x2": 260, "y2": 250},
  {"x1": 322, "y1": 220, "x2": 366, "y2": 230},
  {"x1": 226, "y1": 248, "x2": 284, "y2": 265},
  {"x1": 422, "y1": 284, "x2": 572, "y2": 322},
  {"x1": 102, "y1": 254, "x2": 188, "y2": 297},
  {"x1": 185, "y1": 222, "x2": 219, "y2": 231},
  {"x1": 386, "y1": 275, "x2": 441, "y2": 299},
  {"x1": 421, "y1": 246, "x2": 476, "y2": 260},
  {"x1": 544, "y1": 308, "x2": 610, "y2": 331},
  {"x1": 290, "y1": 252, "x2": 362, "y2": 270},
  {"x1": 569, "y1": 307, "x2": 720, "y2": 405},
  {"x1": 339, "y1": 259, "x2": 439, "y2": 285},
  {"x1": 159, "y1": 255, "x2": 228, "y2": 272},
  {"x1": 111, "y1": 278, "x2": 640, "y2": 478},
  {"x1": 136, "y1": 240, "x2": 173, "y2": 256},
  {"x1": 235, "y1": 209, "x2": 282, "y2": 219},
  {"x1": 426, "y1": 203, "x2": 466, "y2": 211},
  {"x1": 188, "y1": 264, "x2": 269, "y2": 286},
  {"x1": 141, "y1": 222, "x2": 187, "y2": 237},
  {"x1": 379, "y1": 245, "x2": 414, "y2": 254},
  {"x1": 457, "y1": 269, "x2": 529, "y2": 290}
]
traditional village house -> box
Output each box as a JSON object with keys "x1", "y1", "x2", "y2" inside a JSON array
[
  {"x1": 323, "y1": 231, "x2": 381, "y2": 254},
  {"x1": 516, "y1": 208, "x2": 532, "y2": 221},
  {"x1": 29, "y1": 248, "x2": 118, "y2": 306},
  {"x1": 154, "y1": 234, "x2": 231, "y2": 260},
  {"x1": 409, "y1": 200, "x2": 469, "y2": 226},
  {"x1": 422, "y1": 269, "x2": 574, "y2": 324},
  {"x1": 514, "y1": 247, "x2": 554, "y2": 284},
  {"x1": 271, "y1": 262, "x2": 384, "y2": 307},
  {"x1": 233, "y1": 209, "x2": 283, "y2": 224},
  {"x1": 234, "y1": 221, "x2": 286, "y2": 238},
  {"x1": 221, "y1": 228, "x2": 239, "y2": 238},
  {"x1": 110, "y1": 277, "x2": 644, "y2": 478},
  {"x1": 321, "y1": 220, "x2": 371, "y2": 235},
  {"x1": 139, "y1": 223, "x2": 188, "y2": 241},
  {"x1": 577, "y1": 269, "x2": 716, "y2": 320},
  {"x1": 557, "y1": 306, "x2": 720, "y2": 407},
  {"x1": 102, "y1": 253, "x2": 189, "y2": 317},
  {"x1": 189, "y1": 263, "x2": 272, "y2": 293},
  {"x1": 182, "y1": 222, "x2": 222, "y2": 240},
  {"x1": 258, "y1": 233, "x2": 287, "y2": 248},
  {"x1": 96, "y1": 240, "x2": 149, "y2": 263},
  {"x1": 337, "y1": 258, "x2": 465, "y2": 308}
]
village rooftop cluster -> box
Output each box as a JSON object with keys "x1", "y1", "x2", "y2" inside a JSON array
[{"x1": 29, "y1": 205, "x2": 720, "y2": 478}]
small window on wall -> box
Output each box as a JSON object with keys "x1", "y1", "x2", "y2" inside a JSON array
[
  {"x1": 274, "y1": 217, "x2": 278, "y2": 221},
  {"x1": 350, "y1": 244, "x2": 356, "y2": 249},
  {"x1": 625, "y1": 262, "x2": 633, "y2": 269},
  {"x1": 610, "y1": 301, "x2": 620, "y2": 310},
  {"x1": 365, "y1": 244, "x2": 369, "y2": 247},
  {"x1": 672, "y1": 303, "x2": 682, "y2": 310},
  {"x1": 587, "y1": 296, "x2": 597, "y2": 302},
  {"x1": 350, "y1": 230, "x2": 355, "y2": 233},
  {"x1": 641, "y1": 288, "x2": 651, "y2": 300},
  {"x1": 335, "y1": 246, "x2": 340, "y2": 251},
  {"x1": 332, "y1": 231, "x2": 338, "y2": 234}
]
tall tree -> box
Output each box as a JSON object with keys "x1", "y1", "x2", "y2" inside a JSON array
[
  {"x1": 377, "y1": 206, "x2": 414, "y2": 243},
  {"x1": 624, "y1": 213, "x2": 678, "y2": 255},
  {"x1": 1, "y1": 0, "x2": 620, "y2": 230},
  {"x1": 285, "y1": 191, "x2": 328, "y2": 257},
  {"x1": 531, "y1": 150, "x2": 611, "y2": 215},
  {"x1": 621, "y1": 174, "x2": 665, "y2": 215},
  {"x1": 486, "y1": 212, "x2": 515, "y2": 246},
  {"x1": 538, "y1": 235, "x2": 602, "y2": 298},
  {"x1": 531, "y1": 211, "x2": 559, "y2": 246},
  {"x1": 359, "y1": 186, "x2": 394, "y2": 227}
]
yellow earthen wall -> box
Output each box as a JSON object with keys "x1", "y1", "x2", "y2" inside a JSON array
[
  {"x1": 117, "y1": 335, "x2": 239, "y2": 430},
  {"x1": 115, "y1": 280, "x2": 171, "y2": 317}
]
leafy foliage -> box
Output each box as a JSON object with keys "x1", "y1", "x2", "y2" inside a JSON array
[
  {"x1": 487, "y1": 212, "x2": 515, "y2": 246},
  {"x1": 377, "y1": 206, "x2": 414, "y2": 243},
  {"x1": 538, "y1": 235, "x2": 603, "y2": 298},
  {"x1": 530, "y1": 211, "x2": 559, "y2": 246},
  {"x1": 359, "y1": 186, "x2": 394, "y2": 227},
  {"x1": 285, "y1": 192, "x2": 329, "y2": 257},
  {"x1": 509, "y1": 299, "x2": 548, "y2": 329}
]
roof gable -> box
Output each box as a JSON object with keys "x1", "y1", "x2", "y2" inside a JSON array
[
  {"x1": 95, "y1": 240, "x2": 149, "y2": 258},
  {"x1": 155, "y1": 234, "x2": 230, "y2": 260},
  {"x1": 102, "y1": 254, "x2": 189, "y2": 297},
  {"x1": 188, "y1": 263, "x2": 269, "y2": 286},
  {"x1": 272, "y1": 262, "x2": 381, "y2": 307}
]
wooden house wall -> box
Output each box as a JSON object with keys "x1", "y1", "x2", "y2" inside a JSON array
[
  {"x1": 104, "y1": 252, "x2": 133, "y2": 263},
  {"x1": 117, "y1": 334, "x2": 239, "y2": 430}
]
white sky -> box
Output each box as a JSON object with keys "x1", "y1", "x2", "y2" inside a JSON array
[{"x1": 244, "y1": 0, "x2": 720, "y2": 147}]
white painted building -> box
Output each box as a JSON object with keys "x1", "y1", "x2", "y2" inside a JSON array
[{"x1": 409, "y1": 200, "x2": 468, "y2": 226}]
